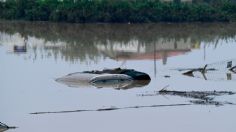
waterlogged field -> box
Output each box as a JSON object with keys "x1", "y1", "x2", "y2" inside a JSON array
[{"x1": 1, "y1": 21, "x2": 236, "y2": 132}]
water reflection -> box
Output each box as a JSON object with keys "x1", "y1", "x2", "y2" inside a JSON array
[
  {"x1": 0, "y1": 21, "x2": 236, "y2": 64},
  {"x1": 13, "y1": 35, "x2": 27, "y2": 53},
  {"x1": 96, "y1": 40, "x2": 191, "y2": 65},
  {"x1": 1, "y1": 21, "x2": 236, "y2": 132}
]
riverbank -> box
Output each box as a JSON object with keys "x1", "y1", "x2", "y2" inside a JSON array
[{"x1": 0, "y1": 0, "x2": 236, "y2": 23}]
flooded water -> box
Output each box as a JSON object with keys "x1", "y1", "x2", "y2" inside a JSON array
[{"x1": 1, "y1": 21, "x2": 236, "y2": 132}]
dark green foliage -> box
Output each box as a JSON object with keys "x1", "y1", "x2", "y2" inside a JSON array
[{"x1": 0, "y1": 0, "x2": 236, "y2": 22}]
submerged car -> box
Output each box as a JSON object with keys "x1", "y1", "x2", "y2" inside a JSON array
[{"x1": 56, "y1": 68, "x2": 151, "y2": 89}]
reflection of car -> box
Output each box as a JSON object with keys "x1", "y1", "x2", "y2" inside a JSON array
[
  {"x1": 13, "y1": 45, "x2": 27, "y2": 53},
  {"x1": 56, "y1": 68, "x2": 151, "y2": 89}
]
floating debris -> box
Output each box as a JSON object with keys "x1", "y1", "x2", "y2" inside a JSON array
[
  {"x1": 56, "y1": 68, "x2": 151, "y2": 89},
  {"x1": 189, "y1": 100, "x2": 234, "y2": 106},
  {"x1": 30, "y1": 103, "x2": 190, "y2": 115},
  {"x1": 159, "y1": 90, "x2": 235, "y2": 101},
  {"x1": 164, "y1": 75, "x2": 171, "y2": 78},
  {"x1": 181, "y1": 59, "x2": 236, "y2": 81},
  {"x1": 138, "y1": 88, "x2": 235, "y2": 106}
]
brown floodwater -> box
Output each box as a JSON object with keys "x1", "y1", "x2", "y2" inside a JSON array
[{"x1": 1, "y1": 21, "x2": 236, "y2": 132}]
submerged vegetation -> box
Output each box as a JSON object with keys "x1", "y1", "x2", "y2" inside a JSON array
[{"x1": 0, "y1": 0, "x2": 236, "y2": 22}]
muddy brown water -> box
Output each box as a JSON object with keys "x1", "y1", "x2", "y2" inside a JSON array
[{"x1": 1, "y1": 21, "x2": 236, "y2": 132}]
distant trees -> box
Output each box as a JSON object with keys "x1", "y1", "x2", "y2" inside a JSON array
[{"x1": 0, "y1": 0, "x2": 236, "y2": 22}]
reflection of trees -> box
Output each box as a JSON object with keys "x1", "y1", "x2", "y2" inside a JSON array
[{"x1": 0, "y1": 21, "x2": 236, "y2": 62}]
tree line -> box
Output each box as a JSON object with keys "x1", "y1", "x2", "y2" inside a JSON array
[{"x1": 0, "y1": 0, "x2": 236, "y2": 22}]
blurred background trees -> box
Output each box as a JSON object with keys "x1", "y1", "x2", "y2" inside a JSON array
[{"x1": 0, "y1": 0, "x2": 235, "y2": 22}]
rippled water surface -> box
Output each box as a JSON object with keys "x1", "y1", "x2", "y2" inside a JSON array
[{"x1": 1, "y1": 21, "x2": 236, "y2": 132}]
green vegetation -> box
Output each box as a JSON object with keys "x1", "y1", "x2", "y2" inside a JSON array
[
  {"x1": 1, "y1": 21, "x2": 236, "y2": 62},
  {"x1": 0, "y1": 0, "x2": 236, "y2": 22}
]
